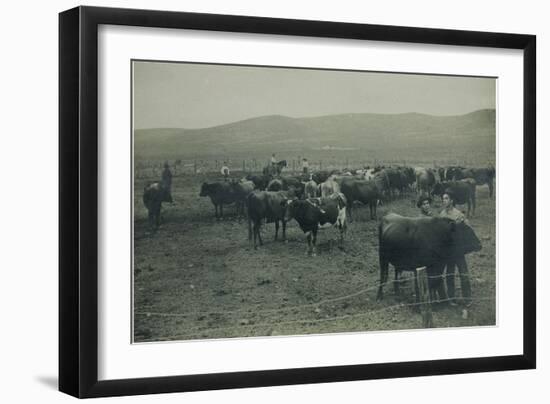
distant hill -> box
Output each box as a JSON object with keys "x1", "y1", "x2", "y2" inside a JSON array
[{"x1": 134, "y1": 109, "x2": 495, "y2": 163}]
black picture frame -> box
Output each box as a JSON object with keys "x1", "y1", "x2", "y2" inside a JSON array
[{"x1": 59, "y1": 5, "x2": 536, "y2": 398}]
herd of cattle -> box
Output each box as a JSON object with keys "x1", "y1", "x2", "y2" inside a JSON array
[{"x1": 142, "y1": 163, "x2": 494, "y2": 302}]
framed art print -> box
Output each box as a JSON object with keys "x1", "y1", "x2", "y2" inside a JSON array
[{"x1": 59, "y1": 6, "x2": 536, "y2": 398}]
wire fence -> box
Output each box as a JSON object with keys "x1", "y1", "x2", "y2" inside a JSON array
[
  {"x1": 134, "y1": 272, "x2": 494, "y2": 342},
  {"x1": 134, "y1": 157, "x2": 489, "y2": 180},
  {"x1": 135, "y1": 295, "x2": 494, "y2": 342}
]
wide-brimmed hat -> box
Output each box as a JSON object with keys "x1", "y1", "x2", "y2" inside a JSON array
[{"x1": 416, "y1": 195, "x2": 432, "y2": 208}]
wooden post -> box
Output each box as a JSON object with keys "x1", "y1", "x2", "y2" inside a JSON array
[
  {"x1": 242, "y1": 159, "x2": 245, "y2": 173},
  {"x1": 416, "y1": 267, "x2": 433, "y2": 328}
]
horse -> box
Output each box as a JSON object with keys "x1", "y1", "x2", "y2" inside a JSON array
[{"x1": 263, "y1": 160, "x2": 287, "y2": 176}]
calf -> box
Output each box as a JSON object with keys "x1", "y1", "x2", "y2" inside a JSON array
[{"x1": 284, "y1": 193, "x2": 347, "y2": 256}]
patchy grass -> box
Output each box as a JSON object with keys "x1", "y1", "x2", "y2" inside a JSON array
[{"x1": 133, "y1": 173, "x2": 496, "y2": 342}]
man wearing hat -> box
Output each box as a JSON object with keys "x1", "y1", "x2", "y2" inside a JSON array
[{"x1": 417, "y1": 195, "x2": 433, "y2": 216}]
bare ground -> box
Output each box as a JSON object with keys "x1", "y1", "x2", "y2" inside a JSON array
[{"x1": 133, "y1": 173, "x2": 496, "y2": 342}]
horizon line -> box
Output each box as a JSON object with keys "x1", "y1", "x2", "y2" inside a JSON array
[{"x1": 134, "y1": 107, "x2": 496, "y2": 132}]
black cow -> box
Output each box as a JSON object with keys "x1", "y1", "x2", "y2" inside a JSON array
[
  {"x1": 432, "y1": 179, "x2": 477, "y2": 217},
  {"x1": 377, "y1": 213, "x2": 481, "y2": 302},
  {"x1": 231, "y1": 180, "x2": 255, "y2": 216},
  {"x1": 246, "y1": 174, "x2": 272, "y2": 191},
  {"x1": 247, "y1": 191, "x2": 291, "y2": 249},
  {"x1": 382, "y1": 168, "x2": 404, "y2": 198},
  {"x1": 267, "y1": 178, "x2": 283, "y2": 191},
  {"x1": 199, "y1": 181, "x2": 239, "y2": 220},
  {"x1": 284, "y1": 193, "x2": 347, "y2": 256},
  {"x1": 445, "y1": 166, "x2": 466, "y2": 181},
  {"x1": 143, "y1": 182, "x2": 170, "y2": 231},
  {"x1": 339, "y1": 178, "x2": 380, "y2": 220},
  {"x1": 416, "y1": 168, "x2": 436, "y2": 195},
  {"x1": 373, "y1": 170, "x2": 390, "y2": 200},
  {"x1": 267, "y1": 176, "x2": 305, "y2": 198},
  {"x1": 460, "y1": 167, "x2": 495, "y2": 198},
  {"x1": 312, "y1": 170, "x2": 337, "y2": 184},
  {"x1": 398, "y1": 166, "x2": 416, "y2": 190}
]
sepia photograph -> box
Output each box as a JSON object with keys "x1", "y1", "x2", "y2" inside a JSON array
[{"x1": 132, "y1": 60, "x2": 496, "y2": 343}]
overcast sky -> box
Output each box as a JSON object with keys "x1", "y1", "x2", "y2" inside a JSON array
[{"x1": 133, "y1": 61, "x2": 496, "y2": 130}]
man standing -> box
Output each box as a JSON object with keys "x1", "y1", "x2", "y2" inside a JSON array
[
  {"x1": 161, "y1": 162, "x2": 173, "y2": 203},
  {"x1": 439, "y1": 191, "x2": 472, "y2": 307},
  {"x1": 302, "y1": 157, "x2": 309, "y2": 174},
  {"x1": 220, "y1": 161, "x2": 230, "y2": 181}
]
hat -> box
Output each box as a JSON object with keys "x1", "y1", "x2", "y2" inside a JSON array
[{"x1": 417, "y1": 195, "x2": 432, "y2": 208}]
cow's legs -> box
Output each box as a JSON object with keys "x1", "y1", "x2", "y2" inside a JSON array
[
  {"x1": 377, "y1": 255, "x2": 389, "y2": 301},
  {"x1": 282, "y1": 220, "x2": 287, "y2": 241},
  {"x1": 257, "y1": 222, "x2": 263, "y2": 246},
  {"x1": 252, "y1": 221, "x2": 258, "y2": 249},
  {"x1": 311, "y1": 229, "x2": 318, "y2": 256},
  {"x1": 254, "y1": 221, "x2": 263, "y2": 249},
  {"x1": 220, "y1": 204, "x2": 224, "y2": 219},
  {"x1": 429, "y1": 263, "x2": 448, "y2": 303},
  {"x1": 214, "y1": 204, "x2": 219, "y2": 220},
  {"x1": 347, "y1": 201, "x2": 353, "y2": 221},
  {"x1": 305, "y1": 231, "x2": 313, "y2": 255},
  {"x1": 247, "y1": 216, "x2": 252, "y2": 241},
  {"x1": 394, "y1": 268, "x2": 401, "y2": 296},
  {"x1": 488, "y1": 181, "x2": 494, "y2": 198},
  {"x1": 413, "y1": 271, "x2": 420, "y2": 304},
  {"x1": 274, "y1": 220, "x2": 279, "y2": 241}
]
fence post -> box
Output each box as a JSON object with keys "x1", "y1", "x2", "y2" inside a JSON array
[{"x1": 416, "y1": 266, "x2": 433, "y2": 328}]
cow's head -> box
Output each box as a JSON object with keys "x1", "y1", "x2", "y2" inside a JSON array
[
  {"x1": 450, "y1": 221, "x2": 482, "y2": 256},
  {"x1": 199, "y1": 182, "x2": 211, "y2": 197},
  {"x1": 282, "y1": 198, "x2": 302, "y2": 222}
]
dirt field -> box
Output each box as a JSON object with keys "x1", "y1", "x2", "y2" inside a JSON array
[{"x1": 133, "y1": 172, "x2": 496, "y2": 343}]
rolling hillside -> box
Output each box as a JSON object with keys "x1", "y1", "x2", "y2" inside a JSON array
[{"x1": 134, "y1": 109, "x2": 495, "y2": 163}]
